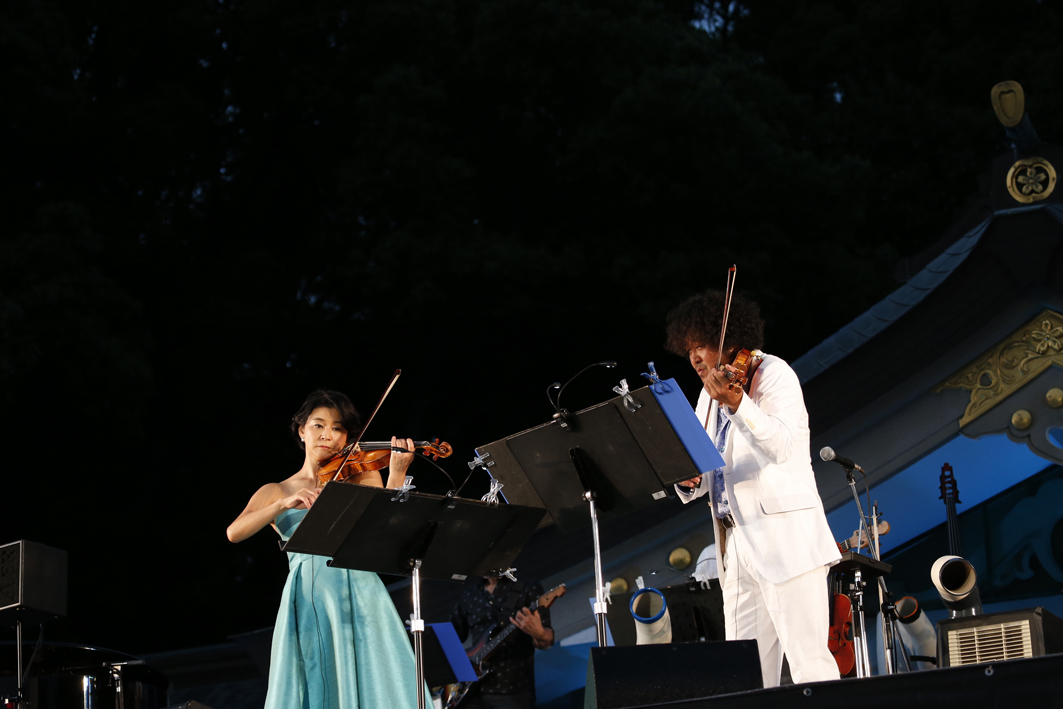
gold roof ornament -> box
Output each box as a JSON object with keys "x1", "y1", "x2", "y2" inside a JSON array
[
  {"x1": 991, "y1": 81, "x2": 1025, "y2": 128},
  {"x1": 991, "y1": 81, "x2": 1056, "y2": 203},
  {"x1": 1006, "y1": 157, "x2": 1057, "y2": 203},
  {"x1": 934, "y1": 309, "x2": 1063, "y2": 427},
  {"x1": 668, "y1": 547, "x2": 692, "y2": 570}
]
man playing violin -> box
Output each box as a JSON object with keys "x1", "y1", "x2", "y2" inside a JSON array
[{"x1": 666, "y1": 290, "x2": 840, "y2": 688}]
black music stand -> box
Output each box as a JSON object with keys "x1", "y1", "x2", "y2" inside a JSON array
[
  {"x1": 284, "y1": 483, "x2": 545, "y2": 709},
  {"x1": 472, "y1": 379, "x2": 724, "y2": 647},
  {"x1": 474, "y1": 381, "x2": 722, "y2": 532}
]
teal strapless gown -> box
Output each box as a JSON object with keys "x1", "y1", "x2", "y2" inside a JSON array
[{"x1": 265, "y1": 508, "x2": 427, "y2": 709}]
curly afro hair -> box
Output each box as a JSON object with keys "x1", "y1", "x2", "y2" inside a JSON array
[
  {"x1": 665, "y1": 289, "x2": 765, "y2": 358},
  {"x1": 290, "y1": 390, "x2": 362, "y2": 450}
]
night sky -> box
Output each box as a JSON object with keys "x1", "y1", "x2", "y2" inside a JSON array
[{"x1": 5, "y1": 0, "x2": 1063, "y2": 656}]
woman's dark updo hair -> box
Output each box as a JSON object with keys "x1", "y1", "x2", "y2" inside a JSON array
[
  {"x1": 665, "y1": 289, "x2": 765, "y2": 358},
  {"x1": 290, "y1": 390, "x2": 362, "y2": 450}
]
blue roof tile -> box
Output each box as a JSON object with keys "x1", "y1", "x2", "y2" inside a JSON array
[{"x1": 792, "y1": 216, "x2": 993, "y2": 383}]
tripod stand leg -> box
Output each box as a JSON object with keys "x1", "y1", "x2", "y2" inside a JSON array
[
  {"x1": 16, "y1": 618, "x2": 23, "y2": 708},
  {"x1": 850, "y1": 570, "x2": 872, "y2": 678}
]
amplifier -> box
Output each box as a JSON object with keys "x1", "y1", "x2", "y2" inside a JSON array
[
  {"x1": 937, "y1": 607, "x2": 1063, "y2": 667},
  {"x1": 0, "y1": 540, "x2": 68, "y2": 625}
]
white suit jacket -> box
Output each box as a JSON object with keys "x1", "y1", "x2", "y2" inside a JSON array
[{"x1": 676, "y1": 355, "x2": 840, "y2": 584}]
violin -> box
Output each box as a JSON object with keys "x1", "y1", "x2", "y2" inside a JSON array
[
  {"x1": 827, "y1": 592, "x2": 856, "y2": 677},
  {"x1": 721, "y1": 347, "x2": 764, "y2": 392},
  {"x1": 317, "y1": 439, "x2": 454, "y2": 486},
  {"x1": 715, "y1": 266, "x2": 764, "y2": 393}
]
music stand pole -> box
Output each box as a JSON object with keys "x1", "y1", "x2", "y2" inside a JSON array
[
  {"x1": 587, "y1": 493, "x2": 609, "y2": 646},
  {"x1": 410, "y1": 559, "x2": 426, "y2": 709},
  {"x1": 571, "y1": 448, "x2": 610, "y2": 647}
]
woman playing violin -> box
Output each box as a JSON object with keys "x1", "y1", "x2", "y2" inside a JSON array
[
  {"x1": 226, "y1": 392, "x2": 415, "y2": 541},
  {"x1": 227, "y1": 389, "x2": 428, "y2": 709}
]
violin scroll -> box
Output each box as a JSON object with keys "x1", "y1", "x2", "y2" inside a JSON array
[{"x1": 421, "y1": 438, "x2": 453, "y2": 461}]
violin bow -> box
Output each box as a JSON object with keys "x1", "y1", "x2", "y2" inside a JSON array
[
  {"x1": 716, "y1": 265, "x2": 737, "y2": 370},
  {"x1": 703, "y1": 265, "x2": 737, "y2": 433},
  {"x1": 329, "y1": 369, "x2": 402, "y2": 476}
]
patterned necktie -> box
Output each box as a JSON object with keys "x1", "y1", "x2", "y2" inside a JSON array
[{"x1": 712, "y1": 413, "x2": 731, "y2": 518}]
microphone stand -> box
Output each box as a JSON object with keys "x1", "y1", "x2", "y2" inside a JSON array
[{"x1": 843, "y1": 466, "x2": 911, "y2": 676}]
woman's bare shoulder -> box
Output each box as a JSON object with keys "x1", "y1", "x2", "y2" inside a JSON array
[
  {"x1": 246, "y1": 481, "x2": 286, "y2": 506},
  {"x1": 246, "y1": 473, "x2": 314, "y2": 506},
  {"x1": 277, "y1": 471, "x2": 319, "y2": 494}
]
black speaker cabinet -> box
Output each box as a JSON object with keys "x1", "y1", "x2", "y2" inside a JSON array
[
  {"x1": 584, "y1": 640, "x2": 761, "y2": 708},
  {"x1": 0, "y1": 540, "x2": 68, "y2": 625},
  {"x1": 937, "y1": 606, "x2": 1063, "y2": 667}
]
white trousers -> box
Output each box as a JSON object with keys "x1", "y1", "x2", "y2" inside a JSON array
[{"x1": 721, "y1": 528, "x2": 840, "y2": 688}]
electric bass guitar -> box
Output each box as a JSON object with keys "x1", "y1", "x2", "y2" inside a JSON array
[
  {"x1": 836, "y1": 520, "x2": 890, "y2": 554},
  {"x1": 442, "y1": 584, "x2": 566, "y2": 709},
  {"x1": 465, "y1": 584, "x2": 566, "y2": 673}
]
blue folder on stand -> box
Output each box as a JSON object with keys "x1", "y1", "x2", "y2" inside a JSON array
[
  {"x1": 422, "y1": 622, "x2": 478, "y2": 684},
  {"x1": 647, "y1": 378, "x2": 724, "y2": 475}
]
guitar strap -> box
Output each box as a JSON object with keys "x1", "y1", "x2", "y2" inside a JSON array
[
  {"x1": 499, "y1": 580, "x2": 527, "y2": 614},
  {"x1": 487, "y1": 579, "x2": 528, "y2": 623}
]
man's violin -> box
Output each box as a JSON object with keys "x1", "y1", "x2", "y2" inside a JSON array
[
  {"x1": 720, "y1": 347, "x2": 764, "y2": 392},
  {"x1": 317, "y1": 439, "x2": 454, "y2": 486}
]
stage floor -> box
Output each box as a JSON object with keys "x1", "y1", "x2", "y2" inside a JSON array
[{"x1": 639, "y1": 652, "x2": 1063, "y2": 709}]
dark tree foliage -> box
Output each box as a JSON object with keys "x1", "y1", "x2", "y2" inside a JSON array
[{"x1": 1, "y1": 0, "x2": 1058, "y2": 652}]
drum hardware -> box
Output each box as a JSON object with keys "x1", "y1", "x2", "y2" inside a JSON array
[{"x1": 0, "y1": 643, "x2": 169, "y2": 709}]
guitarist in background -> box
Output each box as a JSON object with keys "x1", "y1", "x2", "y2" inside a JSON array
[{"x1": 450, "y1": 576, "x2": 554, "y2": 709}]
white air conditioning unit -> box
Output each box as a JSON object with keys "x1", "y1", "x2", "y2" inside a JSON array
[{"x1": 938, "y1": 607, "x2": 1062, "y2": 667}]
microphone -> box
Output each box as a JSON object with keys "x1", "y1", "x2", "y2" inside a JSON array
[{"x1": 819, "y1": 447, "x2": 865, "y2": 473}]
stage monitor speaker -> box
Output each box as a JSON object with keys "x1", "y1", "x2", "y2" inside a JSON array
[
  {"x1": 937, "y1": 606, "x2": 1063, "y2": 667},
  {"x1": 584, "y1": 640, "x2": 761, "y2": 708},
  {"x1": 0, "y1": 540, "x2": 68, "y2": 625}
]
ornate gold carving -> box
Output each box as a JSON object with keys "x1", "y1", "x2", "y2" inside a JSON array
[
  {"x1": 934, "y1": 309, "x2": 1063, "y2": 427},
  {"x1": 1012, "y1": 409, "x2": 1033, "y2": 430},
  {"x1": 991, "y1": 81, "x2": 1025, "y2": 127},
  {"x1": 1006, "y1": 157, "x2": 1057, "y2": 203},
  {"x1": 1047, "y1": 388, "x2": 1063, "y2": 408}
]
